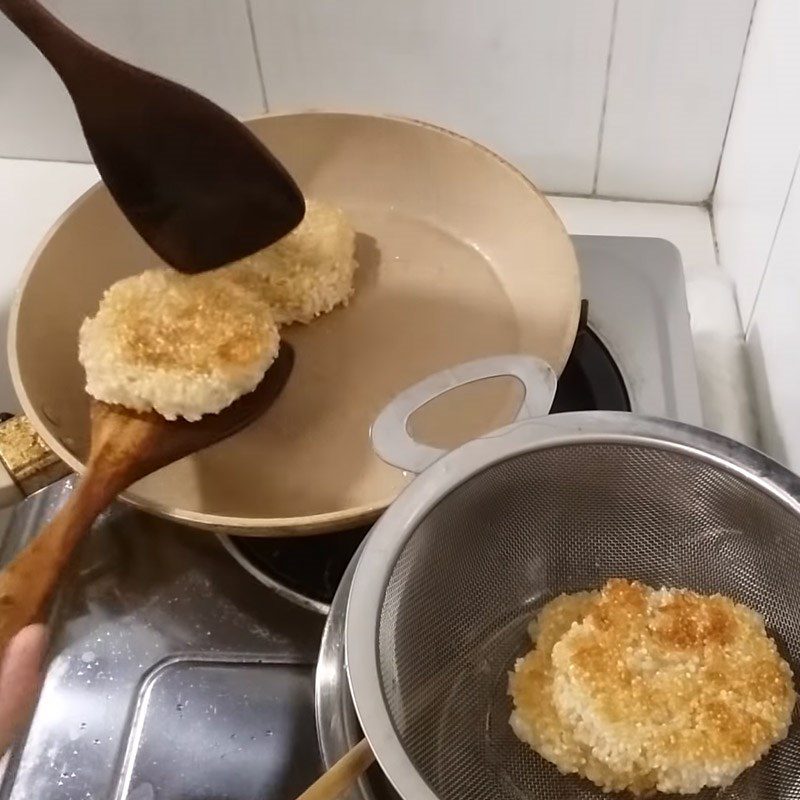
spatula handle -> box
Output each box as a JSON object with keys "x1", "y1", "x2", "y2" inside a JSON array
[
  {"x1": 0, "y1": 0, "x2": 92, "y2": 79},
  {"x1": 296, "y1": 739, "x2": 375, "y2": 800},
  {"x1": 0, "y1": 467, "x2": 118, "y2": 653}
]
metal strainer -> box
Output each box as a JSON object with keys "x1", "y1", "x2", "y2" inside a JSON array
[{"x1": 346, "y1": 357, "x2": 800, "y2": 800}]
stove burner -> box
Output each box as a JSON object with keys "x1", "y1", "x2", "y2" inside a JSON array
[
  {"x1": 552, "y1": 325, "x2": 630, "y2": 413},
  {"x1": 226, "y1": 327, "x2": 630, "y2": 612}
]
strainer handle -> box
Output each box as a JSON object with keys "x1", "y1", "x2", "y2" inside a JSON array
[{"x1": 371, "y1": 354, "x2": 556, "y2": 473}]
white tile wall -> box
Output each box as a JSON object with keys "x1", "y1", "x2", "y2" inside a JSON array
[
  {"x1": 746, "y1": 162, "x2": 800, "y2": 469},
  {"x1": 597, "y1": 0, "x2": 754, "y2": 202},
  {"x1": 712, "y1": 0, "x2": 800, "y2": 468},
  {"x1": 0, "y1": 160, "x2": 98, "y2": 412},
  {"x1": 0, "y1": 2, "x2": 757, "y2": 200},
  {"x1": 0, "y1": 0, "x2": 265, "y2": 162},
  {"x1": 249, "y1": 0, "x2": 615, "y2": 195},
  {"x1": 713, "y1": 0, "x2": 800, "y2": 326}
]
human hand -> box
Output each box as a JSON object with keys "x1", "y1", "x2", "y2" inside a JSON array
[{"x1": 0, "y1": 625, "x2": 47, "y2": 756}]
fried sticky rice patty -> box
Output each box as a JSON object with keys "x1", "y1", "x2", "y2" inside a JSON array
[
  {"x1": 79, "y1": 268, "x2": 279, "y2": 421},
  {"x1": 509, "y1": 591, "x2": 658, "y2": 794},
  {"x1": 223, "y1": 199, "x2": 357, "y2": 326},
  {"x1": 551, "y1": 579, "x2": 796, "y2": 794}
]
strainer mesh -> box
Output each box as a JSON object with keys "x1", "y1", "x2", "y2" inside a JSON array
[{"x1": 378, "y1": 443, "x2": 800, "y2": 800}]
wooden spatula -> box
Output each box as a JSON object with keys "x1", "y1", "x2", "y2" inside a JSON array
[
  {"x1": 0, "y1": 0, "x2": 305, "y2": 273},
  {"x1": 0, "y1": 345, "x2": 294, "y2": 651}
]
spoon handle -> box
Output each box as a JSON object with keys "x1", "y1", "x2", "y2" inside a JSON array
[
  {"x1": 0, "y1": 463, "x2": 125, "y2": 653},
  {"x1": 0, "y1": 0, "x2": 94, "y2": 79},
  {"x1": 296, "y1": 739, "x2": 375, "y2": 800}
]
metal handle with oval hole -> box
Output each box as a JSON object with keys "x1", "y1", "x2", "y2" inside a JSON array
[{"x1": 371, "y1": 355, "x2": 557, "y2": 474}]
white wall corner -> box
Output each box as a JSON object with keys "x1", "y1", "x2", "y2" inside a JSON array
[
  {"x1": 713, "y1": 0, "x2": 800, "y2": 327},
  {"x1": 597, "y1": 0, "x2": 754, "y2": 202}
]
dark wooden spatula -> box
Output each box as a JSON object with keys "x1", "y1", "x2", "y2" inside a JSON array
[
  {"x1": 0, "y1": 0, "x2": 305, "y2": 273},
  {"x1": 0, "y1": 344, "x2": 294, "y2": 651}
]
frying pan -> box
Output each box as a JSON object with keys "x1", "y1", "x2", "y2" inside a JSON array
[{"x1": 1, "y1": 111, "x2": 580, "y2": 536}]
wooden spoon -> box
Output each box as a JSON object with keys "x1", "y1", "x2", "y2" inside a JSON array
[
  {"x1": 297, "y1": 739, "x2": 375, "y2": 800},
  {"x1": 0, "y1": 0, "x2": 305, "y2": 273},
  {"x1": 0, "y1": 344, "x2": 294, "y2": 651}
]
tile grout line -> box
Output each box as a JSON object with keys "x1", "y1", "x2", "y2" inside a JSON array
[
  {"x1": 0, "y1": 154, "x2": 93, "y2": 166},
  {"x1": 707, "y1": 200, "x2": 721, "y2": 266},
  {"x1": 591, "y1": 0, "x2": 620, "y2": 195},
  {"x1": 708, "y1": 0, "x2": 759, "y2": 203},
  {"x1": 547, "y1": 190, "x2": 707, "y2": 208},
  {"x1": 744, "y1": 145, "x2": 800, "y2": 337},
  {"x1": 245, "y1": 0, "x2": 269, "y2": 112}
]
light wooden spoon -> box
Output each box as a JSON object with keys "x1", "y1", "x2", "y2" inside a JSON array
[
  {"x1": 0, "y1": 344, "x2": 294, "y2": 651},
  {"x1": 297, "y1": 739, "x2": 375, "y2": 800}
]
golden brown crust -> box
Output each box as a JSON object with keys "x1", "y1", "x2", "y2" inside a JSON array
[
  {"x1": 111, "y1": 270, "x2": 274, "y2": 375},
  {"x1": 509, "y1": 592, "x2": 652, "y2": 792},
  {"x1": 79, "y1": 268, "x2": 280, "y2": 420},
  {"x1": 223, "y1": 200, "x2": 357, "y2": 326},
  {"x1": 510, "y1": 579, "x2": 796, "y2": 795}
]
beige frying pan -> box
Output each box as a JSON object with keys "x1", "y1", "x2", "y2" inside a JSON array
[{"x1": 4, "y1": 111, "x2": 580, "y2": 536}]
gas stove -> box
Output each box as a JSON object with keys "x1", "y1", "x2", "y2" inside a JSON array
[
  {"x1": 220, "y1": 235, "x2": 702, "y2": 614},
  {"x1": 0, "y1": 235, "x2": 701, "y2": 800}
]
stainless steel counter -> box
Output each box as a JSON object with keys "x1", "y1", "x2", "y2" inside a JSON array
[{"x1": 0, "y1": 478, "x2": 325, "y2": 800}]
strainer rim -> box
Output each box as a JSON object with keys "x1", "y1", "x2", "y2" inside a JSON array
[{"x1": 345, "y1": 411, "x2": 800, "y2": 800}]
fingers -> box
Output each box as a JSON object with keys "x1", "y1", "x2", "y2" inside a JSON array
[{"x1": 0, "y1": 624, "x2": 48, "y2": 755}]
